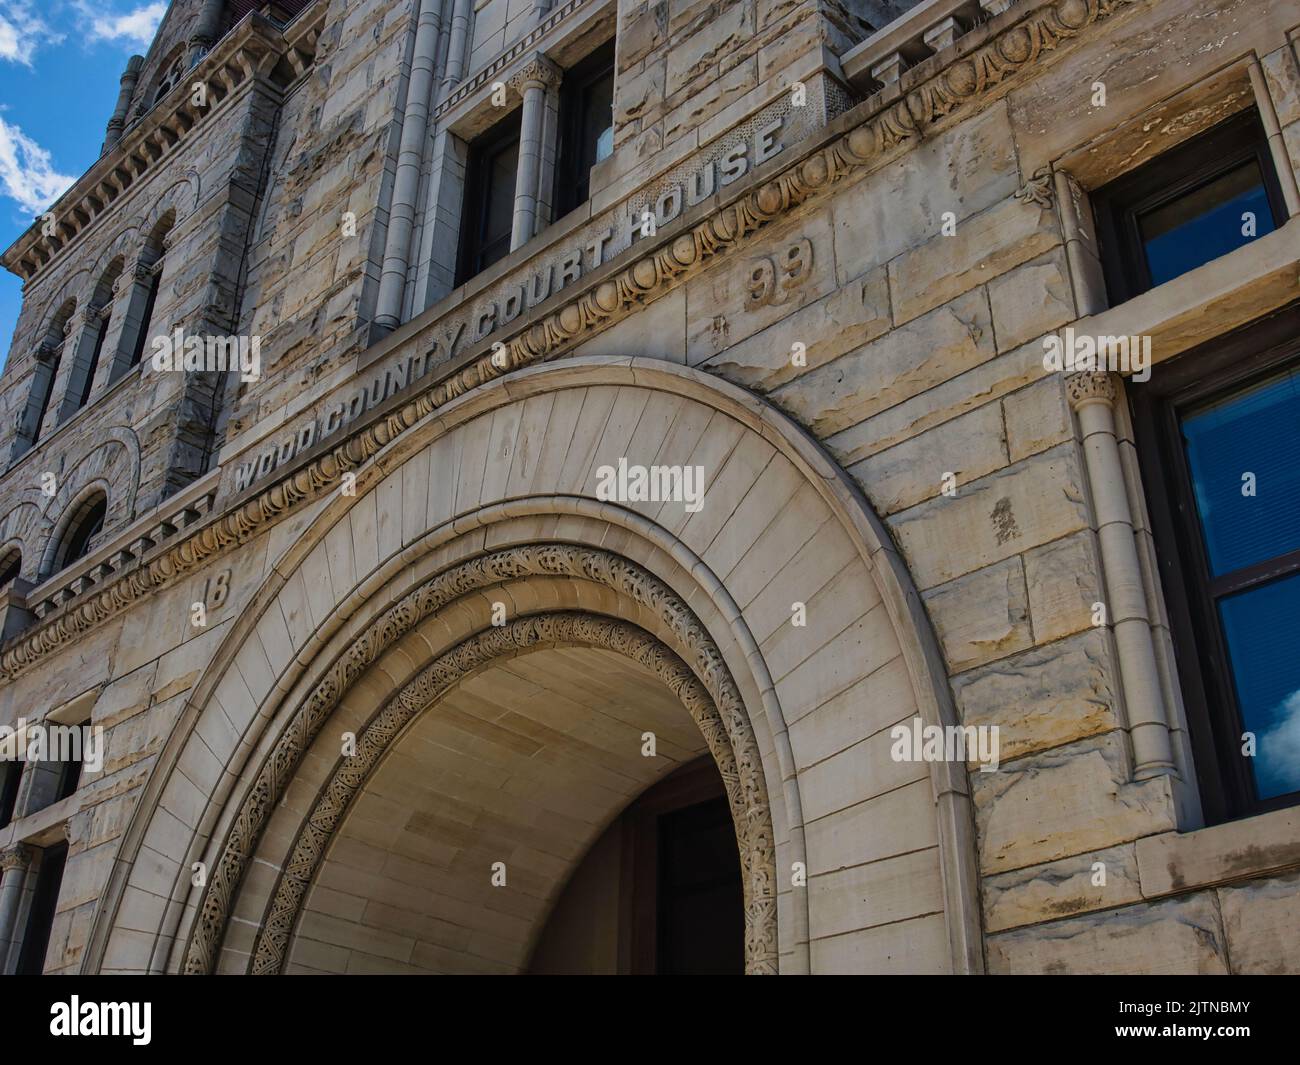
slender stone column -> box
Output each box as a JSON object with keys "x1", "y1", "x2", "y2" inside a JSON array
[
  {"x1": 509, "y1": 56, "x2": 561, "y2": 252},
  {"x1": 1249, "y1": 56, "x2": 1300, "y2": 218},
  {"x1": 442, "y1": 0, "x2": 474, "y2": 90},
  {"x1": 188, "y1": 0, "x2": 227, "y2": 65},
  {"x1": 103, "y1": 55, "x2": 143, "y2": 154},
  {"x1": 0, "y1": 844, "x2": 31, "y2": 973},
  {"x1": 373, "y1": 0, "x2": 446, "y2": 334},
  {"x1": 1067, "y1": 371, "x2": 1176, "y2": 780}
]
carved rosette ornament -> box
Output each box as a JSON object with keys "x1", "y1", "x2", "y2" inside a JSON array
[
  {"x1": 0, "y1": 0, "x2": 1139, "y2": 687},
  {"x1": 1066, "y1": 370, "x2": 1117, "y2": 410},
  {"x1": 507, "y1": 54, "x2": 560, "y2": 95},
  {"x1": 182, "y1": 544, "x2": 778, "y2": 975}
]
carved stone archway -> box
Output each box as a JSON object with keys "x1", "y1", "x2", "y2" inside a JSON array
[{"x1": 182, "y1": 544, "x2": 778, "y2": 974}]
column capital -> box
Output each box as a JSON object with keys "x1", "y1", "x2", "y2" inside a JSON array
[
  {"x1": 508, "y1": 54, "x2": 561, "y2": 95},
  {"x1": 0, "y1": 844, "x2": 30, "y2": 872},
  {"x1": 1066, "y1": 370, "x2": 1117, "y2": 411}
]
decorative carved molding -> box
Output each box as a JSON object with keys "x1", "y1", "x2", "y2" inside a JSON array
[
  {"x1": 181, "y1": 544, "x2": 777, "y2": 975},
  {"x1": 1066, "y1": 369, "x2": 1117, "y2": 409},
  {"x1": 0, "y1": 0, "x2": 1138, "y2": 685},
  {"x1": 1015, "y1": 164, "x2": 1054, "y2": 207},
  {"x1": 507, "y1": 53, "x2": 561, "y2": 94},
  {"x1": 0, "y1": 843, "x2": 31, "y2": 871}
]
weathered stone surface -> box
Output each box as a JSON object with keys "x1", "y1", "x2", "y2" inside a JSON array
[
  {"x1": 988, "y1": 892, "x2": 1230, "y2": 974},
  {"x1": 887, "y1": 197, "x2": 1060, "y2": 325},
  {"x1": 664, "y1": 1, "x2": 752, "y2": 97},
  {"x1": 685, "y1": 207, "x2": 838, "y2": 363},
  {"x1": 826, "y1": 336, "x2": 1048, "y2": 466},
  {"x1": 973, "y1": 731, "x2": 1177, "y2": 874},
  {"x1": 986, "y1": 249, "x2": 1074, "y2": 353},
  {"x1": 772, "y1": 288, "x2": 994, "y2": 439},
  {"x1": 1135, "y1": 806, "x2": 1300, "y2": 898},
  {"x1": 1262, "y1": 42, "x2": 1300, "y2": 128},
  {"x1": 888, "y1": 442, "x2": 1090, "y2": 590},
  {"x1": 1219, "y1": 868, "x2": 1300, "y2": 974},
  {"x1": 983, "y1": 844, "x2": 1143, "y2": 934},
  {"x1": 922, "y1": 556, "x2": 1031, "y2": 675},
  {"x1": 850, "y1": 399, "x2": 1007, "y2": 517},
  {"x1": 1024, "y1": 531, "x2": 1103, "y2": 645},
  {"x1": 953, "y1": 628, "x2": 1119, "y2": 765},
  {"x1": 832, "y1": 99, "x2": 1019, "y2": 285},
  {"x1": 696, "y1": 267, "x2": 891, "y2": 389},
  {"x1": 1003, "y1": 373, "x2": 1072, "y2": 464}
]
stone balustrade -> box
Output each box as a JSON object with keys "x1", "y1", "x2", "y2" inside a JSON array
[{"x1": 841, "y1": 0, "x2": 1005, "y2": 91}]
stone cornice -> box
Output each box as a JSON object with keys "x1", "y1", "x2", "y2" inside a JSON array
[
  {"x1": 0, "y1": 0, "x2": 1138, "y2": 684},
  {"x1": 1, "y1": 3, "x2": 326, "y2": 287}
]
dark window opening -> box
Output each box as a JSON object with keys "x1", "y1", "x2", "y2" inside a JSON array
[
  {"x1": 28, "y1": 353, "x2": 60, "y2": 448},
  {"x1": 58, "y1": 496, "x2": 107, "y2": 573},
  {"x1": 556, "y1": 40, "x2": 616, "y2": 218},
  {"x1": 16, "y1": 842, "x2": 67, "y2": 975},
  {"x1": 456, "y1": 113, "x2": 522, "y2": 285},
  {"x1": 624, "y1": 758, "x2": 743, "y2": 974},
  {"x1": 77, "y1": 311, "x2": 112, "y2": 410},
  {"x1": 129, "y1": 269, "x2": 162, "y2": 368},
  {"x1": 1132, "y1": 303, "x2": 1300, "y2": 823},
  {"x1": 54, "y1": 721, "x2": 88, "y2": 803},
  {"x1": 0, "y1": 549, "x2": 20, "y2": 590},
  {"x1": 1093, "y1": 110, "x2": 1286, "y2": 305},
  {"x1": 0, "y1": 762, "x2": 20, "y2": 829}
]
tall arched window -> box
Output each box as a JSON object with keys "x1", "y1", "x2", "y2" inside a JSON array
[
  {"x1": 60, "y1": 258, "x2": 123, "y2": 420},
  {"x1": 152, "y1": 56, "x2": 185, "y2": 107},
  {"x1": 12, "y1": 300, "x2": 75, "y2": 459},
  {"x1": 116, "y1": 213, "x2": 173, "y2": 379},
  {"x1": 51, "y1": 493, "x2": 107, "y2": 575}
]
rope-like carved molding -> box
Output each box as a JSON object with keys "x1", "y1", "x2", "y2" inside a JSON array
[
  {"x1": 0, "y1": 0, "x2": 1135, "y2": 685},
  {"x1": 181, "y1": 544, "x2": 776, "y2": 974},
  {"x1": 250, "y1": 613, "x2": 774, "y2": 974}
]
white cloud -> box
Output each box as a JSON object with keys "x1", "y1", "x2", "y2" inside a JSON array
[
  {"x1": 82, "y1": 2, "x2": 167, "y2": 47},
  {"x1": 0, "y1": 1, "x2": 64, "y2": 65},
  {"x1": 0, "y1": 116, "x2": 75, "y2": 216},
  {"x1": 1259, "y1": 689, "x2": 1300, "y2": 796}
]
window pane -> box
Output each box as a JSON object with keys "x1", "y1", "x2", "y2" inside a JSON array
[
  {"x1": 483, "y1": 139, "x2": 519, "y2": 257},
  {"x1": 1139, "y1": 161, "x2": 1275, "y2": 286},
  {"x1": 584, "y1": 70, "x2": 614, "y2": 168},
  {"x1": 1219, "y1": 571, "x2": 1300, "y2": 801},
  {"x1": 1181, "y1": 365, "x2": 1300, "y2": 576}
]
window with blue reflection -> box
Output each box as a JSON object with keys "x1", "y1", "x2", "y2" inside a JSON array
[
  {"x1": 1219, "y1": 573, "x2": 1300, "y2": 801},
  {"x1": 1181, "y1": 365, "x2": 1300, "y2": 803},
  {"x1": 1182, "y1": 365, "x2": 1300, "y2": 576},
  {"x1": 1140, "y1": 162, "x2": 1277, "y2": 287}
]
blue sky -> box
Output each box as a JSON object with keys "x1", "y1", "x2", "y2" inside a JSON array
[{"x1": 0, "y1": 1, "x2": 168, "y2": 370}]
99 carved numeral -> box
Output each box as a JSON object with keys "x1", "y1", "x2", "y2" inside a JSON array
[{"x1": 745, "y1": 238, "x2": 813, "y2": 310}]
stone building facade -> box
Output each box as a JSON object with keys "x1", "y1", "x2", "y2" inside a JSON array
[{"x1": 0, "y1": 0, "x2": 1297, "y2": 974}]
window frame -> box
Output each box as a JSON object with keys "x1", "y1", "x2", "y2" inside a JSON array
[
  {"x1": 555, "y1": 39, "x2": 616, "y2": 219},
  {"x1": 1093, "y1": 109, "x2": 1288, "y2": 306},
  {"x1": 1131, "y1": 300, "x2": 1300, "y2": 823},
  {"x1": 455, "y1": 112, "x2": 523, "y2": 286}
]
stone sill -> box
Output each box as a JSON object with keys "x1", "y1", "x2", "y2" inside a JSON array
[
  {"x1": 3, "y1": 468, "x2": 221, "y2": 640},
  {"x1": 0, "y1": 791, "x2": 78, "y2": 850},
  {"x1": 1136, "y1": 805, "x2": 1300, "y2": 898},
  {"x1": 1080, "y1": 217, "x2": 1300, "y2": 372}
]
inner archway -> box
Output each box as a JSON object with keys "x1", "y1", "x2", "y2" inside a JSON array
[{"x1": 284, "y1": 642, "x2": 744, "y2": 974}]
